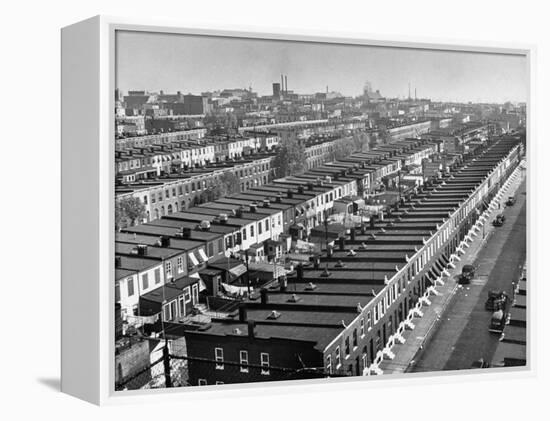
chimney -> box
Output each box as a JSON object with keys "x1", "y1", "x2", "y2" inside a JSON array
[
  {"x1": 260, "y1": 288, "x2": 268, "y2": 305},
  {"x1": 287, "y1": 189, "x2": 293, "y2": 199},
  {"x1": 115, "y1": 256, "x2": 121, "y2": 268},
  {"x1": 275, "y1": 192, "x2": 282, "y2": 203},
  {"x1": 339, "y1": 236, "x2": 345, "y2": 251},
  {"x1": 307, "y1": 182, "x2": 314, "y2": 191},
  {"x1": 159, "y1": 235, "x2": 170, "y2": 247},
  {"x1": 297, "y1": 185, "x2": 304, "y2": 194},
  {"x1": 238, "y1": 305, "x2": 247, "y2": 322},
  {"x1": 279, "y1": 276, "x2": 288, "y2": 292},
  {"x1": 247, "y1": 320, "x2": 256, "y2": 339},
  {"x1": 235, "y1": 207, "x2": 244, "y2": 218},
  {"x1": 281, "y1": 74, "x2": 284, "y2": 92},
  {"x1": 312, "y1": 255, "x2": 320, "y2": 269},
  {"x1": 285, "y1": 75, "x2": 288, "y2": 93},
  {"x1": 350, "y1": 228, "x2": 356, "y2": 242},
  {"x1": 249, "y1": 203, "x2": 257, "y2": 213},
  {"x1": 181, "y1": 227, "x2": 192, "y2": 238},
  {"x1": 296, "y1": 264, "x2": 303, "y2": 282}
]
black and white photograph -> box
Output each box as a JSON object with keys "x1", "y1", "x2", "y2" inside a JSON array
[{"x1": 113, "y1": 29, "x2": 527, "y2": 390}]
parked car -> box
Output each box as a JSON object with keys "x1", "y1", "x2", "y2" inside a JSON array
[
  {"x1": 485, "y1": 290, "x2": 509, "y2": 311},
  {"x1": 506, "y1": 196, "x2": 516, "y2": 206},
  {"x1": 492, "y1": 214, "x2": 505, "y2": 226},
  {"x1": 459, "y1": 264, "x2": 475, "y2": 284}
]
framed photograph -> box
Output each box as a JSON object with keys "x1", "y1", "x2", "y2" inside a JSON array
[{"x1": 61, "y1": 16, "x2": 531, "y2": 405}]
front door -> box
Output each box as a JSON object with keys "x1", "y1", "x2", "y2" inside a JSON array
[{"x1": 192, "y1": 283, "x2": 199, "y2": 305}]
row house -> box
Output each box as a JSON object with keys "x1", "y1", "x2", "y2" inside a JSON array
[
  {"x1": 115, "y1": 254, "x2": 165, "y2": 318},
  {"x1": 115, "y1": 128, "x2": 207, "y2": 151},
  {"x1": 182, "y1": 135, "x2": 521, "y2": 385},
  {"x1": 116, "y1": 157, "x2": 274, "y2": 223}
]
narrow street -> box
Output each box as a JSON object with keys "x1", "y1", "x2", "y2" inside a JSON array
[{"x1": 411, "y1": 179, "x2": 527, "y2": 372}]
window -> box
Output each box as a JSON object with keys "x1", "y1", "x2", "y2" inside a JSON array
[
  {"x1": 240, "y1": 350, "x2": 249, "y2": 373},
  {"x1": 353, "y1": 329, "x2": 358, "y2": 349},
  {"x1": 260, "y1": 352, "x2": 270, "y2": 375},
  {"x1": 215, "y1": 347, "x2": 224, "y2": 370},
  {"x1": 362, "y1": 347, "x2": 368, "y2": 370},
  {"x1": 178, "y1": 296, "x2": 185, "y2": 317},
  {"x1": 165, "y1": 189, "x2": 170, "y2": 199},
  {"x1": 208, "y1": 243, "x2": 214, "y2": 258},
  {"x1": 177, "y1": 257, "x2": 184, "y2": 273},
  {"x1": 143, "y1": 195, "x2": 148, "y2": 205},
  {"x1": 127, "y1": 278, "x2": 134, "y2": 296},
  {"x1": 374, "y1": 305, "x2": 379, "y2": 323},
  {"x1": 198, "y1": 379, "x2": 207, "y2": 386},
  {"x1": 242, "y1": 229, "x2": 247, "y2": 241},
  {"x1": 163, "y1": 303, "x2": 171, "y2": 321},
  {"x1": 218, "y1": 238, "x2": 224, "y2": 253},
  {"x1": 265, "y1": 220, "x2": 269, "y2": 231},
  {"x1": 335, "y1": 346, "x2": 341, "y2": 368},
  {"x1": 258, "y1": 223, "x2": 262, "y2": 235},
  {"x1": 142, "y1": 273, "x2": 149, "y2": 290},
  {"x1": 165, "y1": 261, "x2": 173, "y2": 279},
  {"x1": 326, "y1": 355, "x2": 332, "y2": 374},
  {"x1": 183, "y1": 286, "x2": 191, "y2": 303},
  {"x1": 360, "y1": 318, "x2": 365, "y2": 337},
  {"x1": 250, "y1": 225, "x2": 254, "y2": 237},
  {"x1": 154, "y1": 268, "x2": 161, "y2": 284}
]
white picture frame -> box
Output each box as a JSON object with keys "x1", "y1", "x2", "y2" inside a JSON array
[{"x1": 61, "y1": 15, "x2": 534, "y2": 405}]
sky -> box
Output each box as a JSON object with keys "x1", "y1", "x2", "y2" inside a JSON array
[{"x1": 116, "y1": 30, "x2": 528, "y2": 103}]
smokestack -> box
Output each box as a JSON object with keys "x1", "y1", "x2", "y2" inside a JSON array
[
  {"x1": 281, "y1": 74, "x2": 284, "y2": 91},
  {"x1": 415, "y1": 88, "x2": 417, "y2": 101},
  {"x1": 285, "y1": 75, "x2": 288, "y2": 93},
  {"x1": 408, "y1": 82, "x2": 411, "y2": 100}
]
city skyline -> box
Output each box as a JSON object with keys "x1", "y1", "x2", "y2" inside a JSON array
[{"x1": 116, "y1": 30, "x2": 528, "y2": 103}]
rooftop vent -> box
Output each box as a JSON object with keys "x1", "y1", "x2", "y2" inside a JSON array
[
  {"x1": 347, "y1": 249, "x2": 357, "y2": 257},
  {"x1": 218, "y1": 214, "x2": 228, "y2": 223},
  {"x1": 233, "y1": 328, "x2": 243, "y2": 335},
  {"x1": 199, "y1": 220, "x2": 211, "y2": 230},
  {"x1": 335, "y1": 260, "x2": 345, "y2": 268},
  {"x1": 359, "y1": 242, "x2": 368, "y2": 250},
  {"x1": 287, "y1": 294, "x2": 302, "y2": 303},
  {"x1": 305, "y1": 282, "x2": 317, "y2": 291},
  {"x1": 267, "y1": 310, "x2": 281, "y2": 320},
  {"x1": 262, "y1": 199, "x2": 270, "y2": 208},
  {"x1": 320, "y1": 264, "x2": 331, "y2": 277}
]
